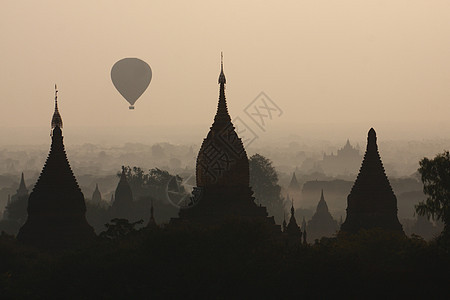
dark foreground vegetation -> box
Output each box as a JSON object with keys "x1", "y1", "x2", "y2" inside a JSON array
[{"x1": 1, "y1": 221, "x2": 449, "y2": 299}]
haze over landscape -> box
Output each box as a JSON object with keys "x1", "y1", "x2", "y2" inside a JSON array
[
  {"x1": 1, "y1": 0, "x2": 450, "y2": 145},
  {"x1": 1, "y1": 1, "x2": 450, "y2": 298}
]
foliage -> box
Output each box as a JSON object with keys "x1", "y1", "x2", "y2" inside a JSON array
[
  {"x1": 249, "y1": 154, "x2": 286, "y2": 223},
  {"x1": 99, "y1": 218, "x2": 144, "y2": 240},
  {"x1": 115, "y1": 166, "x2": 183, "y2": 223},
  {"x1": 1, "y1": 226, "x2": 449, "y2": 298},
  {"x1": 417, "y1": 151, "x2": 450, "y2": 235}
]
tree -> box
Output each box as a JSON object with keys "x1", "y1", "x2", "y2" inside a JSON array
[
  {"x1": 100, "y1": 218, "x2": 144, "y2": 240},
  {"x1": 417, "y1": 151, "x2": 450, "y2": 236},
  {"x1": 116, "y1": 166, "x2": 185, "y2": 223},
  {"x1": 249, "y1": 153, "x2": 286, "y2": 223}
]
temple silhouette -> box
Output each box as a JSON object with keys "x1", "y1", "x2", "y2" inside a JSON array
[
  {"x1": 321, "y1": 139, "x2": 362, "y2": 176},
  {"x1": 307, "y1": 190, "x2": 338, "y2": 242},
  {"x1": 287, "y1": 172, "x2": 301, "y2": 205},
  {"x1": 17, "y1": 88, "x2": 95, "y2": 249},
  {"x1": 91, "y1": 184, "x2": 102, "y2": 204},
  {"x1": 171, "y1": 56, "x2": 278, "y2": 229},
  {"x1": 110, "y1": 168, "x2": 135, "y2": 220},
  {"x1": 340, "y1": 128, "x2": 404, "y2": 233},
  {"x1": 3, "y1": 173, "x2": 29, "y2": 224},
  {"x1": 283, "y1": 198, "x2": 302, "y2": 244}
]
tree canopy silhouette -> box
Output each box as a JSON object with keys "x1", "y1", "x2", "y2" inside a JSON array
[
  {"x1": 249, "y1": 153, "x2": 286, "y2": 223},
  {"x1": 100, "y1": 218, "x2": 143, "y2": 240},
  {"x1": 417, "y1": 151, "x2": 450, "y2": 237}
]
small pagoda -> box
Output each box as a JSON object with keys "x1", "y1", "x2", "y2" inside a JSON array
[
  {"x1": 307, "y1": 190, "x2": 338, "y2": 241},
  {"x1": 110, "y1": 168, "x2": 135, "y2": 221}
]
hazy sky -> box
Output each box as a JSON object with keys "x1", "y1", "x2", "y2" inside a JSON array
[{"x1": 1, "y1": 1, "x2": 450, "y2": 145}]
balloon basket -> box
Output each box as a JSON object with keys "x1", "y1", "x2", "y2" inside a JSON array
[{"x1": 129, "y1": 105, "x2": 135, "y2": 110}]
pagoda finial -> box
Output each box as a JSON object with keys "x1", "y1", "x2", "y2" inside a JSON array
[
  {"x1": 17, "y1": 172, "x2": 28, "y2": 196},
  {"x1": 211, "y1": 53, "x2": 231, "y2": 129},
  {"x1": 368, "y1": 128, "x2": 377, "y2": 147},
  {"x1": 218, "y1": 52, "x2": 226, "y2": 84},
  {"x1": 51, "y1": 84, "x2": 63, "y2": 130}
]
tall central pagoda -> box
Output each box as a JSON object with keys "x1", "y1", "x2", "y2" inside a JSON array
[
  {"x1": 174, "y1": 56, "x2": 277, "y2": 227},
  {"x1": 17, "y1": 87, "x2": 95, "y2": 249},
  {"x1": 340, "y1": 128, "x2": 403, "y2": 233}
]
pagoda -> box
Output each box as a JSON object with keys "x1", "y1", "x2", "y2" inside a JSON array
[
  {"x1": 287, "y1": 172, "x2": 301, "y2": 203},
  {"x1": 4, "y1": 173, "x2": 29, "y2": 222},
  {"x1": 16, "y1": 173, "x2": 29, "y2": 198},
  {"x1": 173, "y1": 55, "x2": 278, "y2": 228},
  {"x1": 285, "y1": 199, "x2": 302, "y2": 239},
  {"x1": 17, "y1": 87, "x2": 95, "y2": 249},
  {"x1": 91, "y1": 184, "x2": 102, "y2": 203},
  {"x1": 110, "y1": 168, "x2": 135, "y2": 220},
  {"x1": 307, "y1": 190, "x2": 338, "y2": 241},
  {"x1": 340, "y1": 128, "x2": 403, "y2": 233}
]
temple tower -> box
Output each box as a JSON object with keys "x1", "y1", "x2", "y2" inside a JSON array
[
  {"x1": 4, "y1": 173, "x2": 29, "y2": 220},
  {"x1": 17, "y1": 87, "x2": 95, "y2": 249},
  {"x1": 174, "y1": 55, "x2": 277, "y2": 227},
  {"x1": 285, "y1": 199, "x2": 302, "y2": 238},
  {"x1": 91, "y1": 184, "x2": 102, "y2": 203},
  {"x1": 307, "y1": 190, "x2": 338, "y2": 241},
  {"x1": 287, "y1": 172, "x2": 301, "y2": 204},
  {"x1": 111, "y1": 168, "x2": 134, "y2": 220},
  {"x1": 16, "y1": 173, "x2": 28, "y2": 197},
  {"x1": 340, "y1": 128, "x2": 403, "y2": 233}
]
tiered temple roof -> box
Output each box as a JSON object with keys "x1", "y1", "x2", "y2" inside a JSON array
[
  {"x1": 174, "y1": 56, "x2": 278, "y2": 228},
  {"x1": 340, "y1": 128, "x2": 403, "y2": 233},
  {"x1": 17, "y1": 88, "x2": 95, "y2": 249}
]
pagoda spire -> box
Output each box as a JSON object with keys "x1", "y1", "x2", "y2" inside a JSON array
[
  {"x1": 212, "y1": 52, "x2": 231, "y2": 130},
  {"x1": 51, "y1": 84, "x2": 63, "y2": 130},
  {"x1": 17, "y1": 172, "x2": 28, "y2": 196},
  {"x1": 147, "y1": 199, "x2": 157, "y2": 229},
  {"x1": 290, "y1": 198, "x2": 295, "y2": 216},
  {"x1": 91, "y1": 183, "x2": 102, "y2": 203},
  {"x1": 317, "y1": 189, "x2": 329, "y2": 214},
  {"x1": 289, "y1": 172, "x2": 300, "y2": 190},
  {"x1": 284, "y1": 196, "x2": 302, "y2": 242}
]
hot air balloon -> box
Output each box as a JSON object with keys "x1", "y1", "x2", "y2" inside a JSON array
[{"x1": 111, "y1": 58, "x2": 152, "y2": 109}]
